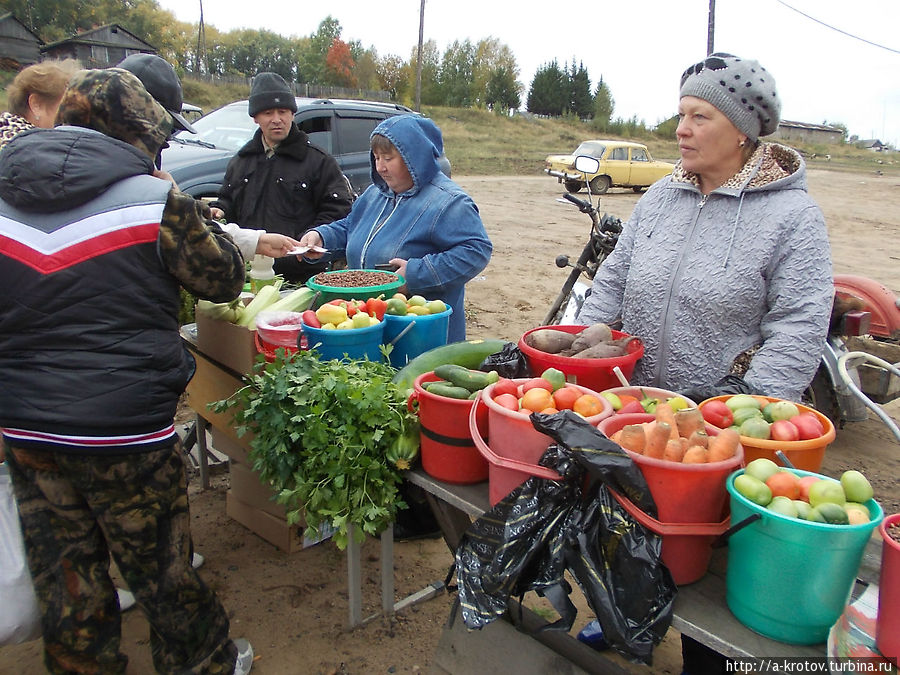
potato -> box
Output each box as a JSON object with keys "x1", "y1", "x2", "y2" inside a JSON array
[{"x1": 525, "y1": 328, "x2": 578, "y2": 354}]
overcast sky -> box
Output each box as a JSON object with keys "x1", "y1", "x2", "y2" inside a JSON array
[{"x1": 156, "y1": 0, "x2": 900, "y2": 146}]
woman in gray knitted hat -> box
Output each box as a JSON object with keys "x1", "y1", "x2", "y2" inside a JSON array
[{"x1": 578, "y1": 53, "x2": 833, "y2": 405}]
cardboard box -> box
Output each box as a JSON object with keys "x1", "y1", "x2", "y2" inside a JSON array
[
  {"x1": 195, "y1": 310, "x2": 258, "y2": 375},
  {"x1": 184, "y1": 353, "x2": 252, "y2": 448},
  {"x1": 226, "y1": 491, "x2": 333, "y2": 553},
  {"x1": 229, "y1": 460, "x2": 286, "y2": 520},
  {"x1": 210, "y1": 426, "x2": 251, "y2": 466}
]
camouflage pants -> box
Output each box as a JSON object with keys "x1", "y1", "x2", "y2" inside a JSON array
[{"x1": 4, "y1": 442, "x2": 237, "y2": 675}]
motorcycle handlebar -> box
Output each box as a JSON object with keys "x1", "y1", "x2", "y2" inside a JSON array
[{"x1": 562, "y1": 192, "x2": 593, "y2": 212}]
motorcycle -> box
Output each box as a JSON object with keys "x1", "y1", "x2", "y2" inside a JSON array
[{"x1": 545, "y1": 156, "x2": 900, "y2": 428}]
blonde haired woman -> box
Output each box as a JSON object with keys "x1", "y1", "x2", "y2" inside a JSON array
[{"x1": 1, "y1": 59, "x2": 80, "y2": 149}]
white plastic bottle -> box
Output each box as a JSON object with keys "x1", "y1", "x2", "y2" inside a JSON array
[{"x1": 249, "y1": 254, "x2": 276, "y2": 295}]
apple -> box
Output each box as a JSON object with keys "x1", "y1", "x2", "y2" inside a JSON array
[
  {"x1": 701, "y1": 400, "x2": 734, "y2": 428},
  {"x1": 808, "y1": 479, "x2": 846, "y2": 508},
  {"x1": 745, "y1": 458, "x2": 781, "y2": 483},
  {"x1": 789, "y1": 412, "x2": 825, "y2": 440},
  {"x1": 769, "y1": 419, "x2": 800, "y2": 442}
]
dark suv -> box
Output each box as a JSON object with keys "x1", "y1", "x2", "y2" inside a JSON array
[{"x1": 160, "y1": 97, "x2": 451, "y2": 199}]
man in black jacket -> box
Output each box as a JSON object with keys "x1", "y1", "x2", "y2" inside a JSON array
[{"x1": 209, "y1": 72, "x2": 353, "y2": 282}]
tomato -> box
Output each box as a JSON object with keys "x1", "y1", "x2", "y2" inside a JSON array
[
  {"x1": 539, "y1": 407, "x2": 559, "y2": 415},
  {"x1": 493, "y1": 393, "x2": 520, "y2": 411},
  {"x1": 789, "y1": 413, "x2": 824, "y2": 440},
  {"x1": 765, "y1": 471, "x2": 800, "y2": 499},
  {"x1": 520, "y1": 388, "x2": 554, "y2": 412},
  {"x1": 701, "y1": 400, "x2": 734, "y2": 428},
  {"x1": 540, "y1": 368, "x2": 566, "y2": 391},
  {"x1": 618, "y1": 400, "x2": 646, "y2": 415},
  {"x1": 797, "y1": 475, "x2": 820, "y2": 502},
  {"x1": 521, "y1": 378, "x2": 554, "y2": 393},
  {"x1": 617, "y1": 394, "x2": 640, "y2": 408},
  {"x1": 739, "y1": 416, "x2": 771, "y2": 440},
  {"x1": 769, "y1": 419, "x2": 800, "y2": 442},
  {"x1": 572, "y1": 394, "x2": 604, "y2": 417},
  {"x1": 491, "y1": 378, "x2": 519, "y2": 399},
  {"x1": 552, "y1": 386, "x2": 582, "y2": 411}
]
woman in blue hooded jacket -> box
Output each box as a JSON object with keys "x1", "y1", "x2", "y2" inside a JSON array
[{"x1": 300, "y1": 115, "x2": 492, "y2": 342}]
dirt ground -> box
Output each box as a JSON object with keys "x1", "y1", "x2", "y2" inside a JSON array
[{"x1": 6, "y1": 169, "x2": 899, "y2": 674}]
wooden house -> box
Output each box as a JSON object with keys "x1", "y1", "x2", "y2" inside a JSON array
[
  {"x1": 770, "y1": 120, "x2": 845, "y2": 145},
  {"x1": 0, "y1": 13, "x2": 44, "y2": 67},
  {"x1": 41, "y1": 24, "x2": 155, "y2": 69}
]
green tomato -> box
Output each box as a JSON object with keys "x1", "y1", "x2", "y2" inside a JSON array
[
  {"x1": 744, "y1": 458, "x2": 780, "y2": 483},
  {"x1": 767, "y1": 496, "x2": 798, "y2": 518},
  {"x1": 732, "y1": 406, "x2": 764, "y2": 427},
  {"x1": 739, "y1": 416, "x2": 771, "y2": 440},
  {"x1": 734, "y1": 474, "x2": 773, "y2": 507},
  {"x1": 540, "y1": 367, "x2": 566, "y2": 392},
  {"x1": 840, "y1": 470, "x2": 873, "y2": 503},
  {"x1": 726, "y1": 394, "x2": 761, "y2": 412},
  {"x1": 763, "y1": 400, "x2": 800, "y2": 423}
]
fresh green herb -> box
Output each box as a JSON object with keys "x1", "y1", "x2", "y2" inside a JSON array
[{"x1": 212, "y1": 349, "x2": 418, "y2": 549}]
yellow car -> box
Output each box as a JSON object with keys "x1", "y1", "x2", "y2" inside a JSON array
[{"x1": 544, "y1": 139, "x2": 675, "y2": 194}]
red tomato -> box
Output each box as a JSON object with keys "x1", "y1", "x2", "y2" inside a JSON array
[
  {"x1": 491, "y1": 378, "x2": 519, "y2": 398},
  {"x1": 552, "y1": 386, "x2": 582, "y2": 411},
  {"x1": 765, "y1": 471, "x2": 800, "y2": 499},
  {"x1": 493, "y1": 393, "x2": 520, "y2": 411},
  {"x1": 789, "y1": 413, "x2": 824, "y2": 440},
  {"x1": 701, "y1": 400, "x2": 734, "y2": 428},
  {"x1": 521, "y1": 377, "x2": 554, "y2": 393},
  {"x1": 797, "y1": 475, "x2": 821, "y2": 502},
  {"x1": 617, "y1": 400, "x2": 646, "y2": 415},
  {"x1": 617, "y1": 394, "x2": 640, "y2": 408},
  {"x1": 770, "y1": 419, "x2": 800, "y2": 442}
]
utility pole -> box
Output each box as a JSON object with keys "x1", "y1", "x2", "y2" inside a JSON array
[
  {"x1": 414, "y1": 0, "x2": 425, "y2": 111},
  {"x1": 195, "y1": 0, "x2": 207, "y2": 74},
  {"x1": 707, "y1": 0, "x2": 715, "y2": 55}
]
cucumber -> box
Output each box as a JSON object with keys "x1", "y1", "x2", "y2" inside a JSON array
[
  {"x1": 392, "y1": 338, "x2": 508, "y2": 394},
  {"x1": 425, "y1": 383, "x2": 474, "y2": 399},
  {"x1": 435, "y1": 364, "x2": 499, "y2": 392}
]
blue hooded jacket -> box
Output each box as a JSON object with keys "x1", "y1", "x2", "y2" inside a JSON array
[{"x1": 313, "y1": 115, "x2": 492, "y2": 341}]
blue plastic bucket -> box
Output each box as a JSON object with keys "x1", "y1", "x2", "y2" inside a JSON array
[
  {"x1": 301, "y1": 320, "x2": 385, "y2": 362},
  {"x1": 725, "y1": 469, "x2": 883, "y2": 644},
  {"x1": 382, "y1": 306, "x2": 452, "y2": 368}
]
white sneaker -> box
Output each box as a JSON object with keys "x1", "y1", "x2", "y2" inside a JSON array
[
  {"x1": 191, "y1": 552, "x2": 205, "y2": 569},
  {"x1": 116, "y1": 588, "x2": 136, "y2": 611},
  {"x1": 232, "y1": 638, "x2": 253, "y2": 675}
]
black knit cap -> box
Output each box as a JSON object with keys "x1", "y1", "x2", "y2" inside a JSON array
[
  {"x1": 248, "y1": 72, "x2": 297, "y2": 117},
  {"x1": 117, "y1": 53, "x2": 197, "y2": 133}
]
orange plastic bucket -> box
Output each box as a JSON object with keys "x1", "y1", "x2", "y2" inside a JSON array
[
  {"x1": 518, "y1": 326, "x2": 644, "y2": 391},
  {"x1": 407, "y1": 372, "x2": 488, "y2": 484},
  {"x1": 698, "y1": 395, "x2": 835, "y2": 472},
  {"x1": 471, "y1": 379, "x2": 613, "y2": 504},
  {"x1": 597, "y1": 413, "x2": 744, "y2": 584}
]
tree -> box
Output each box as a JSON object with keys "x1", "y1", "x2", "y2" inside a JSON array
[
  {"x1": 438, "y1": 39, "x2": 476, "y2": 107},
  {"x1": 569, "y1": 60, "x2": 593, "y2": 119},
  {"x1": 527, "y1": 60, "x2": 567, "y2": 116},
  {"x1": 471, "y1": 37, "x2": 519, "y2": 108},
  {"x1": 297, "y1": 16, "x2": 342, "y2": 83},
  {"x1": 485, "y1": 66, "x2": 521, "y2": 113},
  {"x1": 412, "y1": 40, "x2": 441, "y2": 106},
  {"x1": 325, "y1": 38, "x2": 357, "y2": 87},
  {"x1": 592, "y1": 77, "x2": 615, "y2": 131},
  {"x1": 376, "y1": 54, "x2": 408, "y2": 101}
]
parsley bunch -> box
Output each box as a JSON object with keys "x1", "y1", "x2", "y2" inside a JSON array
[{"x1": 214, "y1": 349, "x2": 417, "y2": 549}]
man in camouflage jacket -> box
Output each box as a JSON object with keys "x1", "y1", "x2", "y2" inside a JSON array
[{"x1": 0, "y1": 68, "x2": 249, "y2": 674}]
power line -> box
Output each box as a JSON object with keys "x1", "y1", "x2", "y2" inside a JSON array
[{"x1": 776, "y1": 0, "x2": 900, "y2": 54}]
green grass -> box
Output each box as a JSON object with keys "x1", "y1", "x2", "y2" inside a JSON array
[{"x1": 2, "y1": 70, "x2": 895, "y2": 177}]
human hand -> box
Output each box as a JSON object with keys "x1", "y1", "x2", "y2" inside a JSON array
[
  {"x1": 298, "y1": 231, "x2": 325, "y2": 259},
  {"x1": 390, "y1": 258, "x2": 408, "y2": 281},
  {"x1": 208, "y1": 206, "x2": 225, "y2": 221},
  {"x1": 152, "y1": 168, "x2": 179, "y2": 189},
  {"x1": 257, "y1": 233, "x2": 301, "y2": 258}
]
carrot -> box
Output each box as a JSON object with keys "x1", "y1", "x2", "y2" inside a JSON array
[
  {"x1": 610, "y1": 429, "x2": 624, "y2": 444},
  {"x1": 687, "y1": 429, "x2": 710, "y2": 449},
  {"x1": 618, "y1": 424, "x2": 646, "y2": 454},
  {"x1": 644, "y1": 421, "x2": 671, "y2": 459},
  {"x1": 654, "y1": 402, "x2": 680, "y2": 441},
  {"x1": 674, "y1": 407, "x2": 705, "y2": 439},
  {"x1": 708, "y1": 427, "x2": 740, "y2": 462},
  {"x1": 682, "y1": 445, "x2": 709, "y2": 463},
  {"x1": 663, "y1": 438, "x2": 686, "y2": 462}
]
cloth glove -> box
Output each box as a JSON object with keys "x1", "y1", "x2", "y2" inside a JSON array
[{"x1": 679, "y1": 374, "x2": 763, "y2": 404}]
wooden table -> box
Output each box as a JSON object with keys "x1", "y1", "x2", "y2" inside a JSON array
[{"x1": 406, "y1": 467, "x2": 884, "y2": 670}]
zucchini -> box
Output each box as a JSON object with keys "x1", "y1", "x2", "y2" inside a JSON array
[
  {"x1": 426, "y1": 383, "x2": 474, "y2": 400},
  {"x1": 392, "y1": 338, "x2": 508, "y2": 394}
]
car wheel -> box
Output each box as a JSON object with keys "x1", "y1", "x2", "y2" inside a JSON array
[
  {"x1": 589, "y1": 175, "x2": 611, "y2": 194},
  {"x1": 564, "y1": 180, "x2": 583, "y2": 193}
]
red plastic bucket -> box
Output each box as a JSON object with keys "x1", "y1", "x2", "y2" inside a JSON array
[
  {"x1": 518, "y1": 325, "x2": 644, "y2": 391},
  {"x1": 472, "y1": 379, "x2": 613, "y2": 504},
  {"x1": 877, "y1": 513, "x2": 900, "y2": 663},
  {"x1": 597, "y1": 413, "x2": 744, "y2": 585},
  {"x1": 407, "y1": 372, "x2": 488, "y2": 484},
  {"x1": 698, "y1": 395, "x2": 835, "y2": 472}
]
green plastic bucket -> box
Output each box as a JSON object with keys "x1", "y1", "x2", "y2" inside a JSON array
[
  {"x1": 301, "y1": 321, "x2": 385, "y2": 362},
  {"x1": 383, "y1": 306, "x2": 452, "y2": 368},
  {"x1": 725, "y1": 469, "x2": 883, "y2": 644},
  {"x1": 306, "y1": 269, "x2": 404, "y2": 306}
]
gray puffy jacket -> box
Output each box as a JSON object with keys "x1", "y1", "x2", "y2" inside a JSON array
[{"x1": 577, "y1": 143, "x2": 832, "y2": 401}]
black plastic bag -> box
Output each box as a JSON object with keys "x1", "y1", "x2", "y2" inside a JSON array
[
  {"x1": 680, "y1": 373, "x2": 763, "y2": 404},
  {"x1": 478, "y1": 341, "x2": 532, "y2": 379},
  {"x1": 454, "y1": 411, "x2": 676, "y2": 665}
]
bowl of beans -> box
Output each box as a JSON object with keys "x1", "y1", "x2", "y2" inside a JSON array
[{"x1": 306, "y1": 269, "x2": 405, "y2": 306}]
